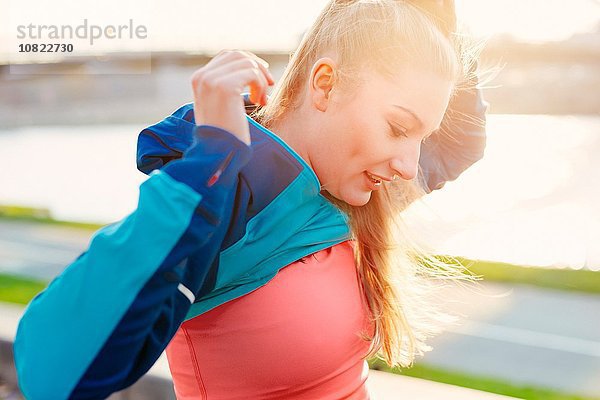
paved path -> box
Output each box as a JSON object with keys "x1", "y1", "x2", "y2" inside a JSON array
[
  {"x1": 422, "y1": 281, "x2": 600, "y2": 398},
  {"x1": 0, "y1": 220, "x2": 92, "y2": 280}
]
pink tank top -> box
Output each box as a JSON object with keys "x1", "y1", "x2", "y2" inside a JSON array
[{"x1": 165, "y1": 240, "x2": 375, "y2": 399}]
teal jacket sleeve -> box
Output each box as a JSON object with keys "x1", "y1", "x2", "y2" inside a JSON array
[{"x1": 13, "y1": 123, "x2": 253, "y2": 400}]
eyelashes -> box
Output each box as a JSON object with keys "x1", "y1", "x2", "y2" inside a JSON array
[
  {"x1": 388, "y1": 122, "x2": 409, "y2": 138},
  {"x1": 388, "y1": 122, "x2": 430, "y2": 144}
]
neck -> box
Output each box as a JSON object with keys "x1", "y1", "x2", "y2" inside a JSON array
[{"x1": 267, "y1": 113, "x2": 315, "y2": 172}]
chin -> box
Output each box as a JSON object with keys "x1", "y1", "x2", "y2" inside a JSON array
[
  {"x1": 324, "y1": 185, "x2": 372, "y2": 207},
  {"x1": 340, "y1": 190, "x2": 372, "y2": 207}
]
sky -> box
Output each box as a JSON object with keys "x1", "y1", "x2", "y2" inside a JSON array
[
  {"x1": 1, "y1": 0, "x2": 599, "y2": 62},
  {"x1": 455, "y1": 0, "x2": 600, "y2": 43}
]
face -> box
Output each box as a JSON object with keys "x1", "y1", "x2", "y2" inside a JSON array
[{"x1": 308, "y1": 62, "x2": 454, "y2": 206}]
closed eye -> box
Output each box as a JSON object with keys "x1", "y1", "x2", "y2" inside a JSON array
[{"x1": 388, "y1": 122, "x2": 409, "y2": 139}]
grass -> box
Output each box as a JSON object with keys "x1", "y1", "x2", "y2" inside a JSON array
[
  {"x1": 368, "y1": 358, "x2": 599, "y2": 400},
  {"x1": 0, "y1": 273, "x2": 48, "y2": 305},
  {"x1": 455, "y1": 256, "x2": 600, "y2": 294},
  {"x1": 0, "y1": 204, "x2": 103, "y2": 231}
]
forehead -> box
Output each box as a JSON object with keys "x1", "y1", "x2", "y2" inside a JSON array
[{"x1": 356, "y1": 65, "x2": 453, "y2": 130}]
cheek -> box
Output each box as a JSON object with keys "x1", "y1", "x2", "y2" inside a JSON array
[
  {"x1": 315, "y1": 109, "x2": 378, "y2": 182},
  {"x1": 348, "y1": 122, "x2": 381, "y2": 163},
  {"x1": 336, "y1": 115, "x2": 374, "y2": 160},
  {"x1": 347, "y1": 135, "x2": 362, "y2": 159}
]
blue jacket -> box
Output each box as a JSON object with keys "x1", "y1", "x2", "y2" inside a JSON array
[{"x1": 13, "y1": 87, "x2": 487, "y2": 399}]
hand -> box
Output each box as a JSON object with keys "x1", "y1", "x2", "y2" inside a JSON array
[{"x1": 190, "y1": 50, "x2": 275, "y2": 146}]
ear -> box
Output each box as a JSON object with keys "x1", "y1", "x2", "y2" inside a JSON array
[{"x1": 309, "y1": 58, "x2": 337, "y2": 112}]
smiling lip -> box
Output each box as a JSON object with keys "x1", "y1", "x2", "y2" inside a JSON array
[
  {"x1": 364, "y1": 171, "x2": 383, "y2": 190},
  {"x1": 367, "y1": 172, "x2": 392, "y2": 182}
]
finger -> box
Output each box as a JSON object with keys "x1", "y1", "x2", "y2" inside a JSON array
[
  {"x1": 205, "y1": 50, "x2": 275, "y2": 86},
  {"x1": 204, "y1": 57, "x2": 269, "y2": 100},
  {"x1": 240, "y1": 67, "x2": 269, "y2": 106},
  {"x1": 236, "y1": 67, "x2": 269, "y2": 106},
  {"x1": 203, "y1": 49, "x2": 236, "y2": 69},
  {"x1": 196, "y1": 56, "x2": 259, "y2": 93},
  {"x1": 199, "y1": 49, "x2": 253, "y2": 74},
  {"x1": 202, "y1": 60, "x2": 269, "y2": 105},
  {"x1": 238, "y1": 50, "x2": 275, "y2": 85}
]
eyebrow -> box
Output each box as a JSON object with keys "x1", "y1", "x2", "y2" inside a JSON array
[
  {"x1": 393, "y1": 105, "x2": 439, "y2": 138},
  {"x1": 393, "y1": 105, "x2": 423, "y2": 129}
]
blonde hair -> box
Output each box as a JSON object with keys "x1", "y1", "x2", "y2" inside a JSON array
[{"x1": 253, "y1": 0, "x2": 481, "y2": 368}]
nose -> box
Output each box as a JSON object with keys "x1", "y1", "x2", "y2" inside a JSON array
[{"x1": 389, "y1": 142, "x2": 421, "y2": 181}]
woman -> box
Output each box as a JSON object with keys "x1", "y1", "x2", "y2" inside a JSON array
[{"x1": 14, "y1": 0, "x2": 487, "y2": 399}]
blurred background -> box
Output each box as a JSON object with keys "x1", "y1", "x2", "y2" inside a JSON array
[{"x1": 0, "y1": 0, "x2": 599, "y2": 399}]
